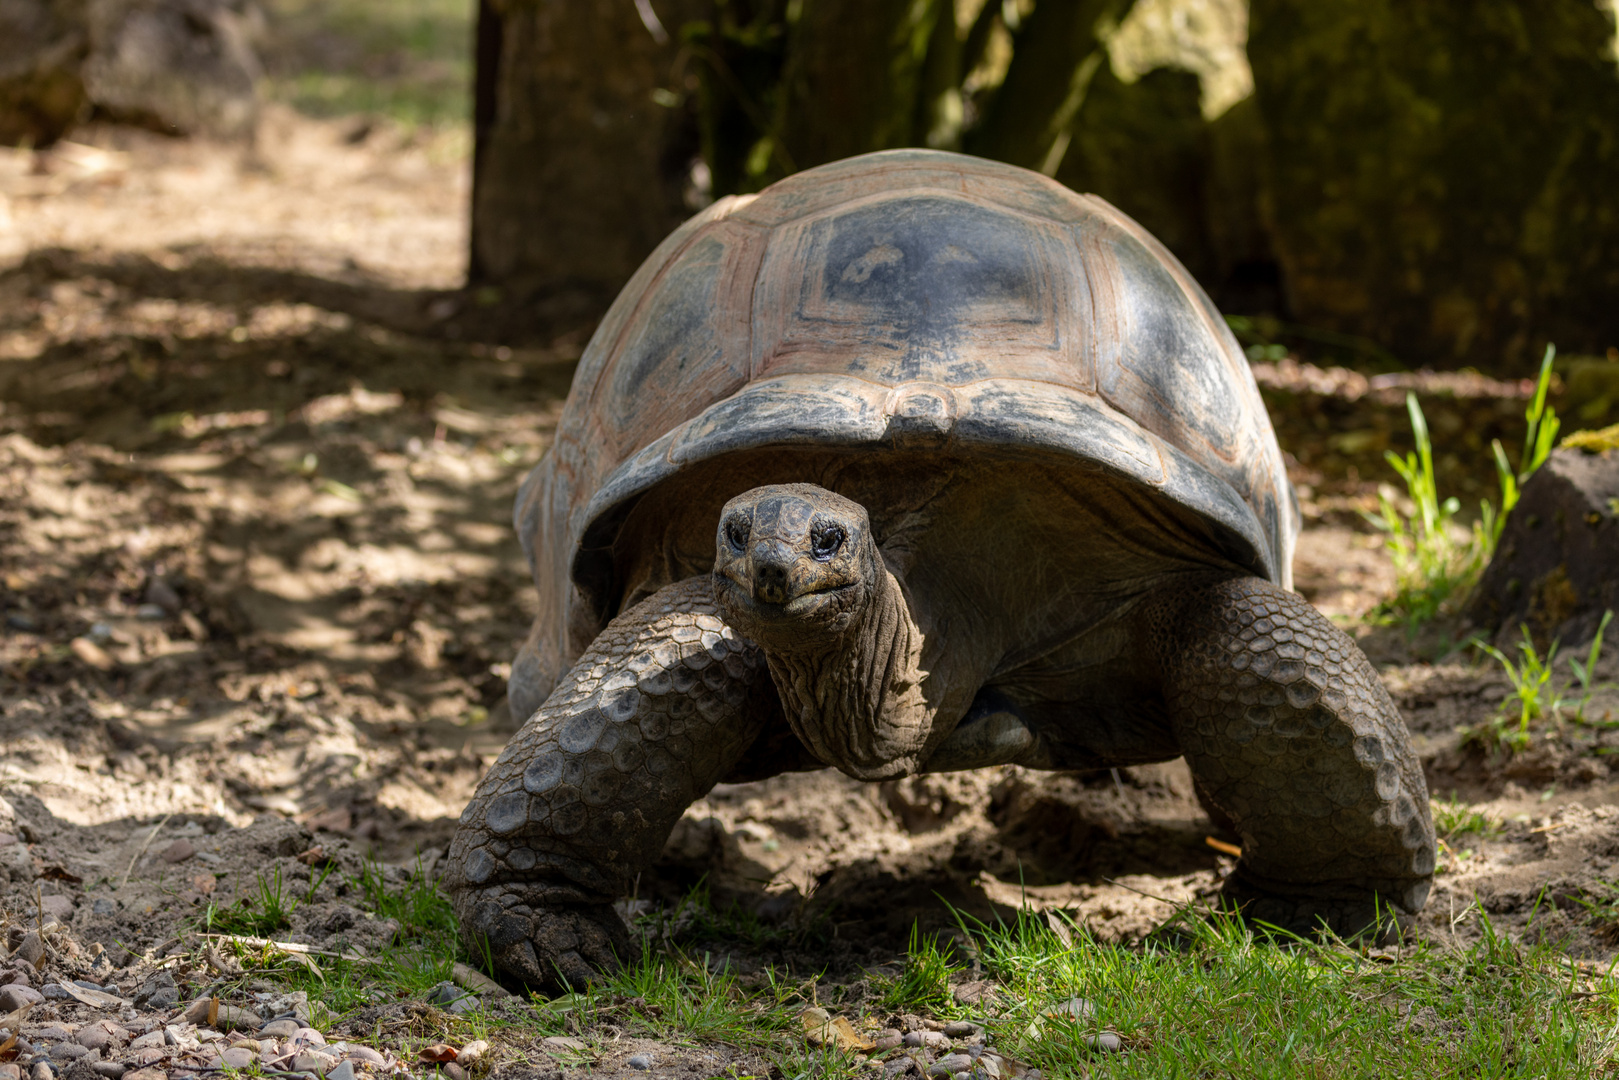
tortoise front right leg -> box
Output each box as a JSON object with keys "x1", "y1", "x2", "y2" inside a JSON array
[
  {"x1": 1141, "y1": 575, "x2": 1436, "y2": 938},
  {"x1": 445, "y1": 577, "x2": 777, "y2": 990}
]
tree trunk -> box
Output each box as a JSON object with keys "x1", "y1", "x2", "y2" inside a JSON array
[
  {"x1": 469, "y1": 0, "x2": 697, "y2": 303},
  {"x1": 774, "y1": 0, "x2": 943, "y2": 176},
  {"x1": 968, "y1": 0, "x2": 1134, "y2": 172}
]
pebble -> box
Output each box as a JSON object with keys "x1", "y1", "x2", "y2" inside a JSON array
[
  {"x1": 27, "y1": 1065, "x2": 52, "y2": 1080},
  {"x1": 541, "y1": 1037, "x2": 586, "y2": 1054},
  {"x1": 39, "y1": 896, "x2": 73, "y2": 921},
  {"x1": 325, "y1": 1062, "x2": 354, "y2": 1080},
  {"x1": 337, "y1": 1045, "x2": 386, "y2": 1066},
  {"x1": 90, "y1": 1065, "x2": 124, "y2": 1080},
  {"x1": 45, "y1": 1045, "x2": 87, "y2": 1063},
  {"x1": 15, "y1": 934, "x2": 45, "y2": 968},
  {"x1": 129, "y1": 1048, "x2": 165, "y2": 1067},
  {"x1": 215, "y1": 1006, "x2": 262, "y2": 1033},
  {"x1": 942, "y1": 1021, "x2": 981, "y2": 1039},
  {"x1": 0, "y1": 1065, "x2": 17, "y2": 1080},
  {"x1": 871, "y1": 1035, "x2": 903, "y2": 1051},
  {"x1": 91, "y1": 900, "x2": 117, "y2": 916},
  {"x1": 216, "y1": 1048, "x2": 256, "y2": 1069},
  {"x1": 927, "y1": 1055, "x2": 973, "y2": 1076},
  {"x1": 123, "y1": 1070, "x2": 166, "y2": 1080},
  {"x1": 1087, "y1": 1032, "x2": 1122, "y2": 1052},
  {"x1": 903, "y1": 1031, "x2": 950, "y2": 1050},
  {"x1": 135, "y1": 605, "x2": 168, "y2": 622},
  {"x1": 259, "y1": 1020, "x2": 300, "y2": 1039},
  {"x1": 1, "y1": 968, "x2": 29, "y2": 987},
  {"x1": 128, "y1": 1032, "x2": 165, "y2": 1051},
  {"x1": 626, "y1": 1055, "x2": 653, "y2": 1071},
  {"x1": 293, "y1": 1028, "x2": 327, "y2": 1047},
  {"x1": 290, "y1": 1052, "x2": 335, "y2": 1074},
  {"x1": 440, "y1": 1064, "x2": 466, "y2": 1080},
  {"x1": 0, "y1": 985, "x2": 43, "y2": 1010},
  {"x1": 160, "y1": 841, "x2": 193, "y2": 865},
  {"x1": 77, "y1": 1022, "x2": 127, "y2": 1052},
  {"x1": 40, "y1": 985, "x2": 70, "y2": 1001},
  {"x1": 5, "y1": 613, "x2": 38, "y2": 631},
  {"x1": 455, "y1": 1041, "x2": 488, "y2": 1067}
]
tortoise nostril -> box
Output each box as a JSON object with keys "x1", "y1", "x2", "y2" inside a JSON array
[{"x1": 756, "y1": 562, "x2": 788, "y2": 589}]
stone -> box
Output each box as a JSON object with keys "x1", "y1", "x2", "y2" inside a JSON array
[
  {"x1": 45, "y1": 1046, "x2": 87, "y2": 1062},
  {"x1": 871, "y1": 1035, "x2": 902, "y2": 1052},
  {"x1": 258, "y1": 1020, "x2": 298, "y2": 1039},
  {"x1": 1087, "y1": 1031, "x2": 1123, "y2": 1052},
  {"x1": 323, "y1": 1062, "x2": 353, "y2": 1080},
  {"x1": 15, "y1": 934, "x2": 44, "y2": 968},
  {"x1": 927, "y1": 1055, "x2": 973, "y2": 1076},
  {"x1": 29, "y1": 1064, "x2": 52, "y2": 1080},
  {"x1": 942, "y1": 1021, "x2": 981, "y2": 1039},
  {"x1": 213, "y1": 1007, "x2": 260, "y2": 1033},
  {"x1": 80, "y1": 0, "x2": 264, "y2": 140},
  {"x1": 214, "y1": 1049, "x2": 254, "y2": 1070},
  {"x1": 159, "y1": 842, "x2": 192, "y2": 865},
  {"x1": 132, "y1": 973, "x2": 177, "y2": 1010},
  {"x1": 90, "y1": 900, "x2": 116, "y2": 917},
  {"x1": 1247, "y1": 0, "x2": 1619, "y2": 369},
  {"x1": 289, "y1": 1052, "x2": 334, "y2": 1074},
  {"x1": 626, "y1": 1055, "x2": 652, "y2": 1071},
  {"x1": 1468, "y1": 446, "x2": 1619, "y2": 648},
  {"x1": 76, "y1": 1022, "x2": 126, "y2": 1052},
  {"x1": 903, "y1": 1031, "x2": 950, "y2": 1050},
  {"x1": 122, "y1": 1070, "x2": 165, "y2": 1080},
  {"x1": 336, "y1": 1045, "x2": 385, "y2": 1067},
  {"x1": 0, "y1": 985, "x2": 43, "y2": 1010},
  {"x1": 41, "y1": 985, "x2": 70, "y2": 1000},
  {"x1": 291, "y1": 1028, "x2": 325, "y2": 1047},
  {"x1": 0, "y1": 1065, "x2": 17, "y2": 1080},
  {"x1": 127, "y1": 1032, "x2": 165, "y2": 1051},
  {"x1": 2, "y1": 968, "x2": 29, "y2": 987},
  {"x1": 39, "y1": 896, "x2": 73, "y2": 922},
  {"x1": 89, "y1": 1066, "x2": 123, "y2": 1080},
  {"x1": 440, "y1": 1065, "x2": 466, "y2": 1080}
]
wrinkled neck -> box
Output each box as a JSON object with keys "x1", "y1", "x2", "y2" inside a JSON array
[{"x1": 762, "y1": 567, "x2": 933, "y2": 780}]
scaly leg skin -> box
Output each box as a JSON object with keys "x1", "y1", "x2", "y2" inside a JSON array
[
  {"x1": 445, "y1": 577, "x2": 776, "y2": 990},
  {"x1": 1142, "y1": 575, "x2": 1435, "y2": 939}
]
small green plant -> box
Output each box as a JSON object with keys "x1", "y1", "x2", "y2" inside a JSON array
[
  {"x1": 1472, "y1": 625, "x2": 1567, "y2": 750},
  {"x1": 875, "y1": 924, "x2": 963, "y2": 1015},
  {"x1": 1430, "y1": 795, "x2": 1504, "y2": 842},
  {"x1": 1568, "y1": 609, "x2": 1614, "y2": 723},
  {"x1": 1369, "y1": 345, "x2": 1560, "y2": 628},
  {"x1": 201, "y1": 866, "x2": 297, "y2": 936}
]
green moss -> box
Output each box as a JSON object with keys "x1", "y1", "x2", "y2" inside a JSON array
[{"x1": 1562, "y1": 422, "x2": 1619, "y2": 453}]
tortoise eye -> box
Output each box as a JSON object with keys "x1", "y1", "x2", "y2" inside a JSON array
[
  {"x1": 724, "y1": 518, "x2": 749, "y2": 552},
  {"x1": 810, "y1": 523, "x2": 845, "y2": 561}
]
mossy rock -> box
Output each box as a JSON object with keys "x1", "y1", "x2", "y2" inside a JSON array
[{"x1": 1247, "y1": 0, "x2": 1619, "y2": 373}]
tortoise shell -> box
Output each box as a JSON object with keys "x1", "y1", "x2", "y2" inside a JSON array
[{"x1": 512, "y1": 149, "x2": 1297, "y2": 706}]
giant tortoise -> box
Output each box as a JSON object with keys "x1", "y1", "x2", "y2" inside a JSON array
[{"x1": 446, "y1": 149, "x2": 1435, "y2": 988}]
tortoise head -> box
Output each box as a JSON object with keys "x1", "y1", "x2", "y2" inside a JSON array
[{"x1": 711, "y1": 483, "x2": 880, "y2": 650}]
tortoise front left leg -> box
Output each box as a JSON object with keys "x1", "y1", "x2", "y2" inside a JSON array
[{"x1": 445, "y1": 577, "x2": 779, "y2": 989}]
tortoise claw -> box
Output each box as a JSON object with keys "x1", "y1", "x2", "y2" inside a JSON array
[{"x1": 461, "y1": 889, "x2": 634, "y2": 992}]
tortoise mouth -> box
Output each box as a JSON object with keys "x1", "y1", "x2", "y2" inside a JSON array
[{"x1": 716, "y1": 573, "x2": 856, "y2": 619}]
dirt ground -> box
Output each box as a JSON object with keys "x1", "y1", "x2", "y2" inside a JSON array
[{"x1": 4, "y1": 112, "x2": 1619, "y2": 1076}]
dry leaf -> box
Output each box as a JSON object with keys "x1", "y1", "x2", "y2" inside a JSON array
[
  {"x1": 1046, "y1": 910, "x2": 1074, "y2": 949},
  {"x1": 56, "y1": 982, "x2": 128, "y2": 1010},
  {"x1": 419, "y1": 1044, "x2": 459, "y2": 1063},
  {"x1": 0, "y1": 1034, "x2": 16, "y2": 1062},
  {"x1": 801, "y1": 1007, "x2": 875, "y2": 1052}
]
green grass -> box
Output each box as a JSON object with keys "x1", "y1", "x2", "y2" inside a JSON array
[
  {"x1": 873, "y1": 924, "x2": 962, "y2": 1014},
  {"x1": 262, "y1": 0, "x2": 471, "y2": 128},
  {"x1": 1367, "y1": 345, "x2": 1561, "y2": 630},
  {"x1": 1431, "y1": 795, "x2": 1504, "y2": 843},
  {"x1": 184, "y1": 866, "x2": 1619, "y2": 1080},
  {"x1": 959, "y1": 906, "x2": 1619, "y2": 1078}
]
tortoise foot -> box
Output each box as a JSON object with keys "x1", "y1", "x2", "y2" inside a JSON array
[
  {"x1": 457, "y1": 885, "x2": 633, "y2": 991},
  {"x1": 1218, "y1": 871, "x2": 1418, "y2": 944}
]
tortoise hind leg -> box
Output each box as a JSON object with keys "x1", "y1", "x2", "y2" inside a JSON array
[
  {"x1": 1139, "y1": 575, "x2": 1435, "y2": 937},
  {"x1": 445, "y1": 577, "x2": 779, "y2": 989}
]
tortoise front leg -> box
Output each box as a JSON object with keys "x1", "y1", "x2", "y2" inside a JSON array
[
  {"x1": 445, "y1": 577, "x2": 777, "y2": 989},
  {"x1": 1141, "y1": 575, "x2": 1435, "y2": 937}
]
